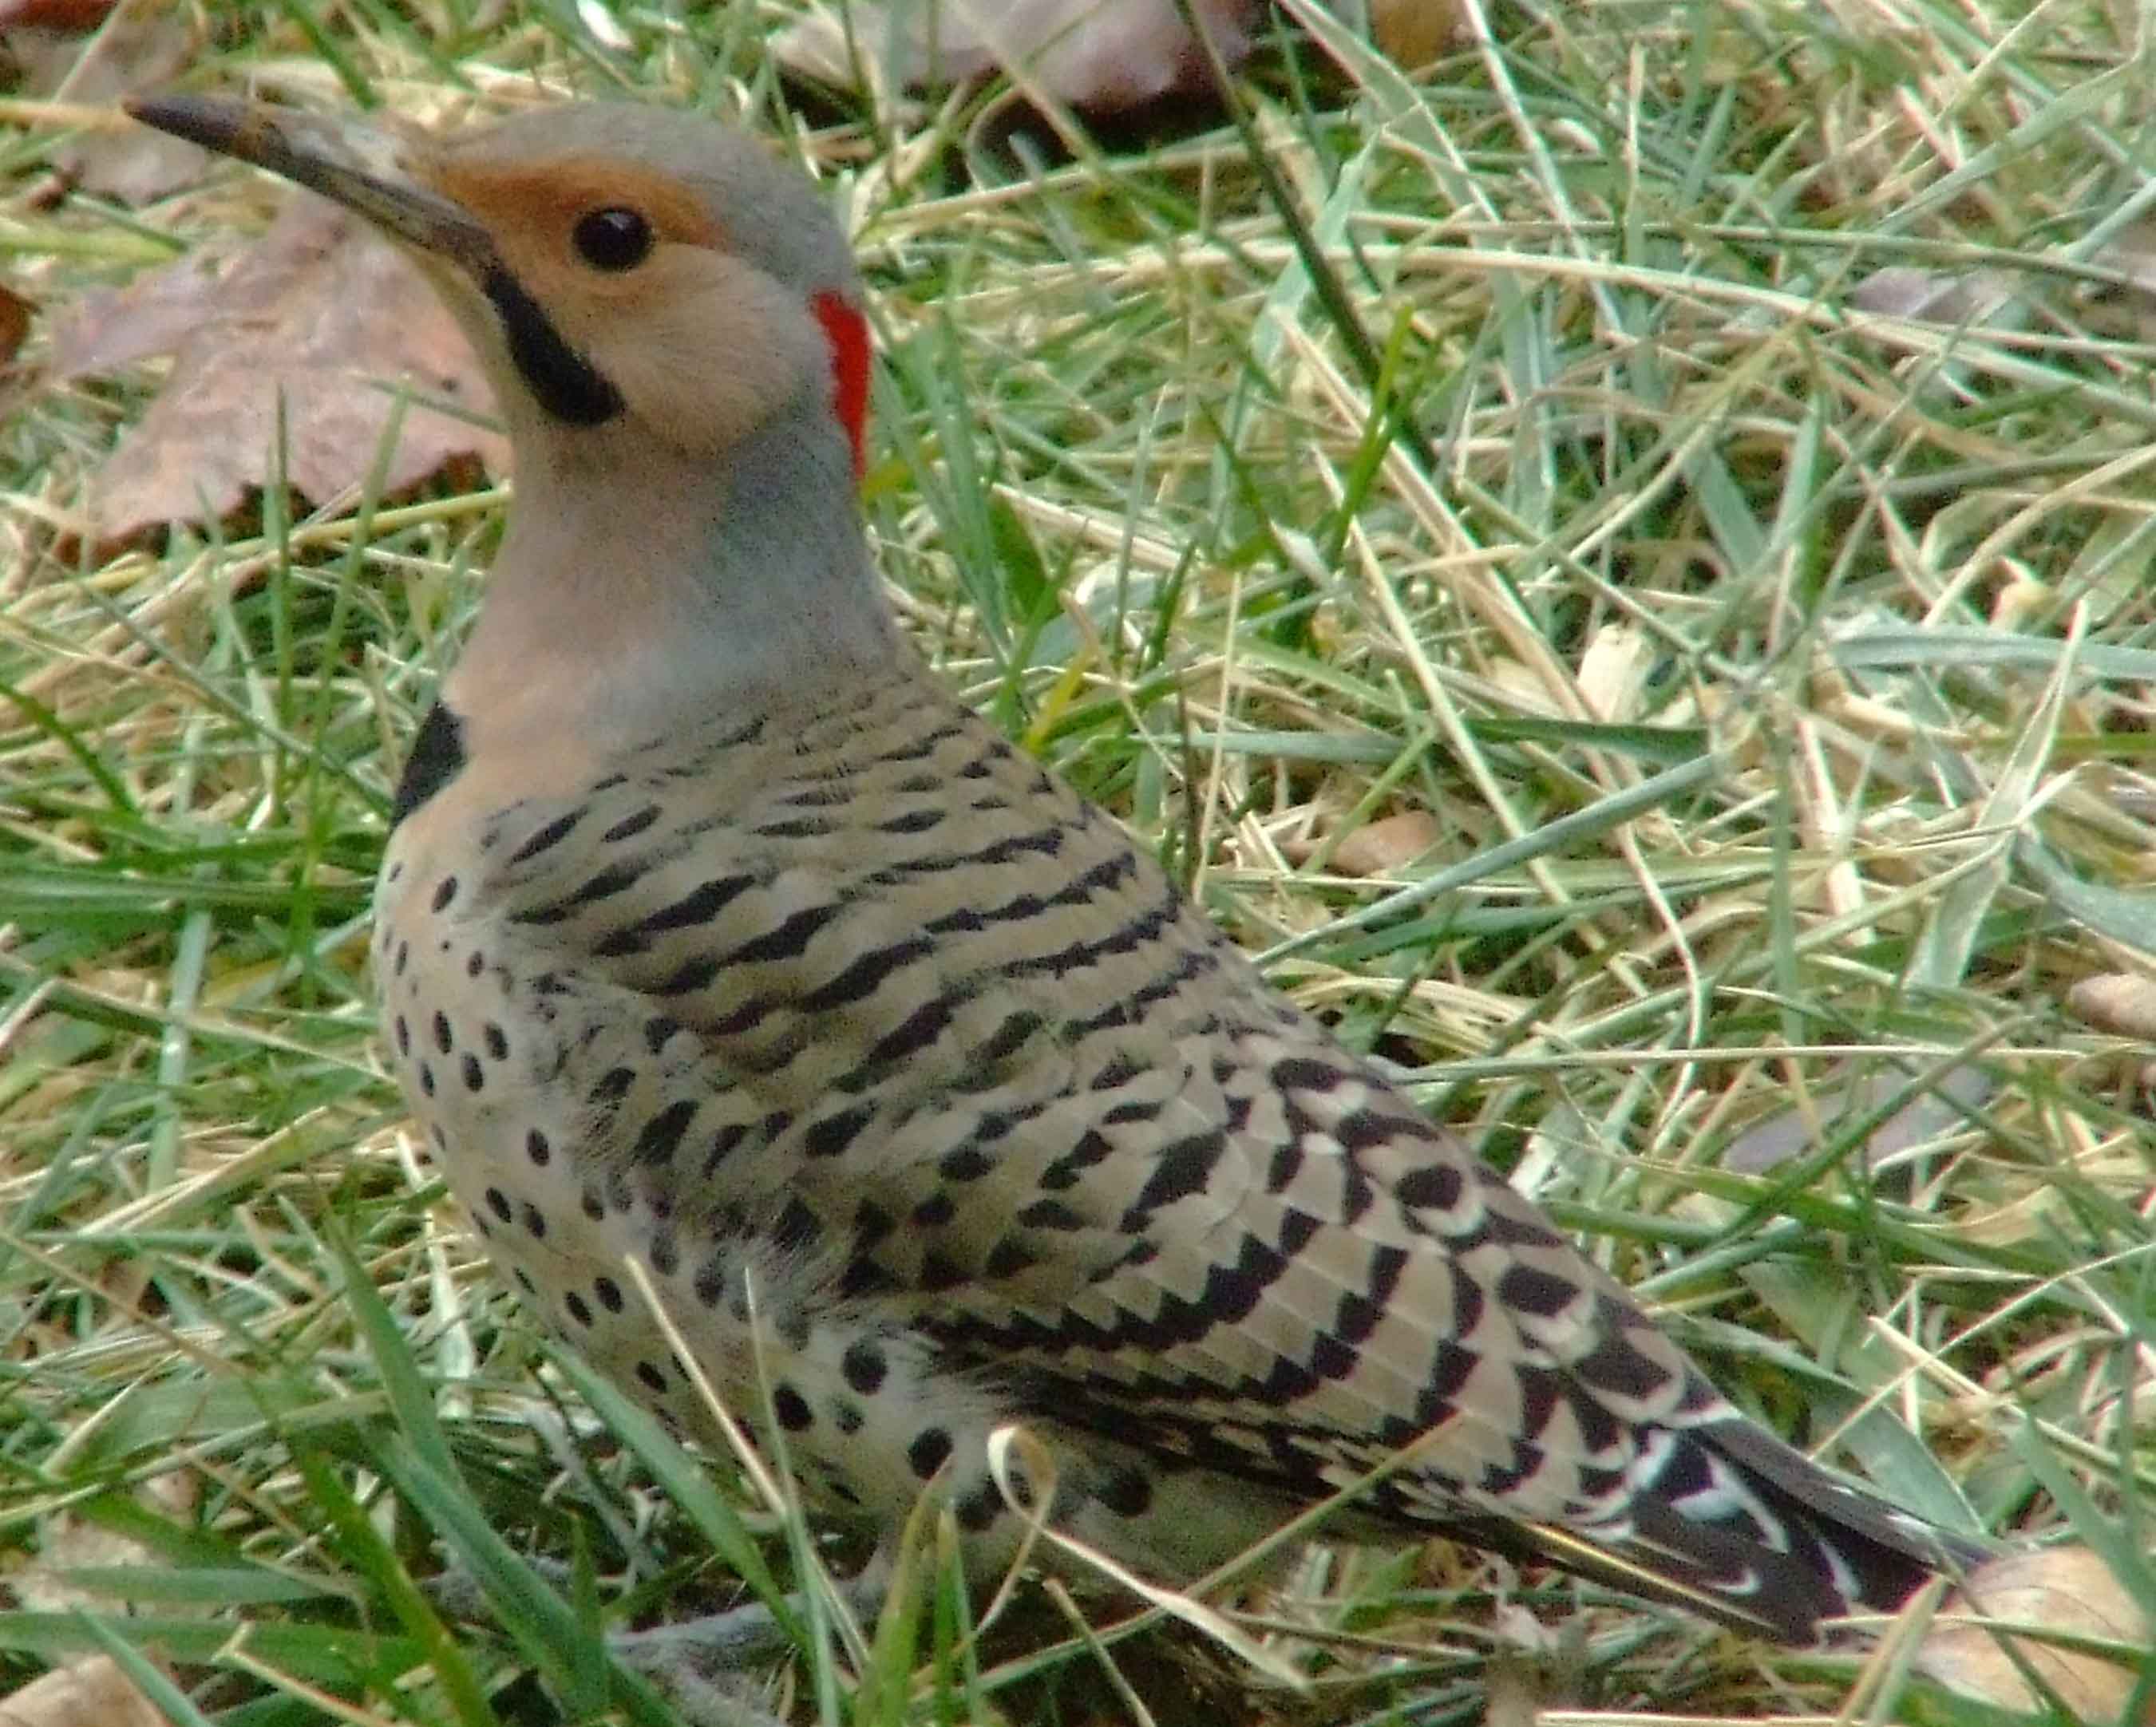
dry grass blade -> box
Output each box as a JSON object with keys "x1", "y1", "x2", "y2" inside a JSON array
[{"x1": 0, "y1": 0, "x2": 2148, "y2": 1724}]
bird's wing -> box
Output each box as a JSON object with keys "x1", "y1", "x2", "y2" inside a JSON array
[{"x1": 476, "y1": 678, "x2": 1968, "y2": 1634}]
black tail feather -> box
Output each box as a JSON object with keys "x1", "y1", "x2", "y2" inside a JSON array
[{"x1": 1440, "y1": 1419, "x2": 1989, "y2": 1643}]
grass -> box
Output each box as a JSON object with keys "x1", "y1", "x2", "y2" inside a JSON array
[{"x1": 2, "y1": 0, "x2": 2154, "y2": 1721}]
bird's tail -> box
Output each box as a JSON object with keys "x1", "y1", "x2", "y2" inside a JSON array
[{"x1": 1467, "y1": 1417, "x2": 1989, "y2": 1643}]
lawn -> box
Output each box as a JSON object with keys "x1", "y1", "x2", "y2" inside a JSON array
[{"x1": 0, "y1": 1, "x2": 2150, "y2": 1722}]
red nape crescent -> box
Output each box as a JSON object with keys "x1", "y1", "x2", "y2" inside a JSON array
[{"x1": 813, "y1": 290, "x2": 871, "y2": 480}]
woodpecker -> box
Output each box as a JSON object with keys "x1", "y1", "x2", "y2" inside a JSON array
[{"x1": 129, "y1": 91, "x2": 1987, "y2": 1648}]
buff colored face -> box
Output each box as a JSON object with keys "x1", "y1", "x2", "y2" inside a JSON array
[
  {"x1": 413, "y1": 144, "x2": 830, "y2": 459},
  {"x1": 128, "y1": 95, "x2": 870, "y2": 467}
]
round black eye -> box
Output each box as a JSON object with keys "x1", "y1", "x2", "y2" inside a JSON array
[{"x1": 572, "y1": 207, "x2": 653, "y2": 271}]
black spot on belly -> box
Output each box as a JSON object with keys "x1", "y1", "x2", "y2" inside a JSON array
[
  {"x1": 842, "y1": 1339, "x2": 888, "y2": 1395},
  {"x1": 1096, "y1": 1466, "x2": 1153, "y2": 1517},
  {"x1": 956, "y1": 1482, "x2": 1002, "y2": 1531},
  {"x1": 908, "y1": 1427, "x2": 953, "y2": 1480},
  {"x1": 773, "y1": 1385, "x2": 814, "y2": 1432}
]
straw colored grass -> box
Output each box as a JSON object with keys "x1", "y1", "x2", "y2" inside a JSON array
[{"x1": 1, "y1": 0, "x2": 2150, "y2": 1721}]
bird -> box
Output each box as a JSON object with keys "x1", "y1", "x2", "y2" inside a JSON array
[{"x1": 129, "y1": 90, "x2": 1988, "y2": 1661}]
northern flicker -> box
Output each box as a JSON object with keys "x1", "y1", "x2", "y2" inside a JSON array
[{"x1": 129, "y1": 93, "x2": 1988, "y2": 1653}]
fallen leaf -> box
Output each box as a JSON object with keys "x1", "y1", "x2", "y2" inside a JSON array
[
  {"x1": 1920, "y1": 1547, "x2": 2149, "y2": 1718},
  {"x1": 1282, "y1": 811, "x2": 1444, "y2": 878},
  {"x1": 1990, "y1": 576, "x2": 2053, "y2": 629},
  {"x1": 1485, "y1": 656, "x2": 1562, "y2": 715},
  {"x1": 1849, "y1": 264, "x2": 2020, "y2": 327},
  {"x1": 1576, "y1": 621, "x2": 1651, "y2": 721},
  {"x1": 19, "y1": 1466, "x2": 200, "y2": 1615},
  {"x1": 1372, "y1": 0, "x2": 1464, "y2": 65},
  {"x1": 1720, "y1": 1064, "x2": 1993, "y2": 1175},
  {"x1": 0, "y1": 283, "x2": 34, "y2": 368},
  {"x1": 2065, "y1": 973, "x2": 2156, "y2": 1041},
  {"x1": 13, "y1": 8, "x2": 208, "y2": 205},
  {"x1": 2079, "y1": 222, "x2": 2156, "y2": 342},
  {"x1": 0, "y1": 0, "x2": 116, "y2": 26},
  {"x1": 1330, "y1": 812, "x2": 1443, "y2": 878},
  {"x1": 774, "y1": 0, "x2": 1260, "y2": 109},
  {"x1": 0, "y1": 1471, "x2": 199, "y2": 1725},
  {"x1": 0, "y1": 1658, "x2": 168, "y2": 1727},
  {"x1": 53, "y1": 193, "x2": 505, "y2": 544},
  {"x1": 42, "y1": 245, "x2": 221, "y2": 383}
]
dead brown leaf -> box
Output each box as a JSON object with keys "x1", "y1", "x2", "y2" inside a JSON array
[
  {"x1": 0, "y1": 1472, "x2": 198, "y2": 1727},
  {"x1": 2065, "y1": 973, "x2": 2156, "y2": 1041},
  {"x1": 51, "y1": 193, "x2": 505, "y2": 545},
  {"x1": 1283, "y1": 811, "x2": 1444, "y2": 878},
  {"x1": 1721, "y1": 1063, "x2": 1993, "y2": 1175},
  {"x1": 1328, "y1": 812, "x2": 1443, "y2": 878},
  {"x1": 12, "y1": 5, "x2": 208, "y2": 205},
  {"x1": 0, "y1": 1658, "x2": 168, "y2": 1727},
  {"x1": 48, "y1": 243, "x2": 241, "y2": 381},
  {"x1": 0, "y1": 283, "x2": 34, "y2": 369},
  {"x1": 0, "y1": 0, "x2": 116, "y2": 27},
  {"x1": 1848, "y1": 264, "x2": 2020, "y2": 327},
  {"x1": 19, "y1": 1467, "x2": 198, "y2": 1615},
  {"x1": 1372, "y1": 0, "x2": 1464, "y2": 66},
  {"x1": 2080, "y1": 221, "x2": 2156, "y2": 342},
  {"x1": 1921, "y1": 1547, "x2": 2150, "y2": 1719},
  {"x1": 774, "y1": 0, "x2": 1260, "y2": 109},
  {"x1": 1576, "y1": 622, "x2": 1650, "y2": 721}
]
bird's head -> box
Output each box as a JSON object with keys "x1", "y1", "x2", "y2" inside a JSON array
[
  {"x1": 128, "y1": 94, "x2": 896, "y2": 725},
  {"x1": 128, "y1": 95, "x2": 871, "y2": 480}
]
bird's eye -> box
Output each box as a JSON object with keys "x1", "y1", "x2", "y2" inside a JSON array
[{"x1": 573, "y1": 207, "x2": 654, "y2": 271}]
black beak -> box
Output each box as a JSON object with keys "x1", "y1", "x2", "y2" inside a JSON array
[{"x1": 126, "y1": 93, "x2": 493, "y2": 273}]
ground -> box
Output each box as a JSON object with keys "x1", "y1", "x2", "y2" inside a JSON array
[{"x1": 0, "y1": 2, "x2": 2149, "y2": 1723}]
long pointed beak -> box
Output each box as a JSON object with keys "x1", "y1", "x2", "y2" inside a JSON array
[{"x1": 126, "y1": 94, "x2": 493, "y2": 272}]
